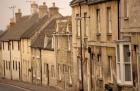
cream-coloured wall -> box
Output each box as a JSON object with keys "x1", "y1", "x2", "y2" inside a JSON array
[
  {"x1": 0, "y1": 45, "x2": 3, "y2": 77},
  {"x1": 41, "y1": 50, "x2": 56, "y2": 86},
  {"x1": 2, "y1": 42, "x2": 11, "y2": 79},
  {"x1": 71, "y1": 1, "x2": 118, "y2": 91},
  {"x1": 31, "y1": 48, "x2": 41, "y2": 84},
  {"x1": 88, "y1": 1, "x2": 118, "y2": 42},
  {"x1": 21, "y1": 39, "x2": 32, "y2": 82},
  {"x1": 11, "y1": 41, "x2": 21, "y2": 80}
]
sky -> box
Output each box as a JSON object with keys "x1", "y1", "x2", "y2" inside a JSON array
[{"x1": 0, "y1": 0, "x2": 72, "y2": 30}]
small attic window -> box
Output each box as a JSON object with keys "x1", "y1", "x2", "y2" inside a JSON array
[
  {"x1": 44, "y1": 35, "x2": 49, "y2": 48},
  {"x1": 52, "y1": 37, "x2": 54, "y2": 49}
]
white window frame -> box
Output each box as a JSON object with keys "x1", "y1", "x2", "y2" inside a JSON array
[{"x1": 116, "y1": 43, "x2": 133, "y2": 85}]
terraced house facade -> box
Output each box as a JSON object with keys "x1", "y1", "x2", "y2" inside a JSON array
[{"x1": 71, "y1": 0, "x2": 140, "y2": 91}]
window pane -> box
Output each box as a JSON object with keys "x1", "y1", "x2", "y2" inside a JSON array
[
  {"x1": 117, "y1": 45, "x2": 120, "y2": 62},
  {"x1": 117, "y1": 64, "x2": 121, "y2": 80},
  {"x1": 124, "y1": 45, "x2": 130, "y2": 62},
  {"x1": 125, "y1": 64, "x2": 131, "y2": 81}
]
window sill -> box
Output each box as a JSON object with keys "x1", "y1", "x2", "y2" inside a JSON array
[
  {"x1": 124, "y1": 17, "x2": 129, "y2": 20},
  {"x1": 76, "y1": 36, "x2": 80, "y2": 39},
  {"x1": 107, "y1": 33, "x2": 112, "y2": 36},
  {"x1": 117, "y1": 82, "x2": 133, "y2": 87},
  {"x1": 96, "y1": 33, "x2": 101, "y2": 36}
]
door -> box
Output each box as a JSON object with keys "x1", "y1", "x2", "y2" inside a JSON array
[{"x1": 46, "y1": 64, "x2": 49, "y2": 86}]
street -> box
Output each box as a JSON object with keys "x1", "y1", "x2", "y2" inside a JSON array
[{"x1": 0, "y1": 83, "x2": 30, "y2": 91}]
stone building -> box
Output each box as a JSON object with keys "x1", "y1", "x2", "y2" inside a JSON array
[
  {"x1": 30, "y1": 3, "x2": 62, "y2": 86},
  {"x1": 20, "y1": 2, "x2": 49, "y2": 83},
  {"x1": 71, "y1": 0, "x2": 140, "y2": 91},
  {"x1": 71, "y1": 0, "x2": 118, "y2": 91},
  {"x1": 53, "y1": 16, "x2": 73, "y2": 89},
  {"x1": 31, "y1": 19, "x2": 59, "y2": 86},
  {"x1": 0, "y1": 31, "x2": 4, "y2": 77},
  {"x1": 0, "y1": 8, "x2": 38, "y2": 80},
  {"x1": 116, "y1": 0, "x2": 140, "y2": 91}
]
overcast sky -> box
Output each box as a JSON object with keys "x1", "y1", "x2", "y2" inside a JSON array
[{"x1": 0, "y1": 0, "x2": 72, "y2": 30}]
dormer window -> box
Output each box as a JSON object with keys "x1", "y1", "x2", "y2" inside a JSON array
[{"x1": 52, "y1": 37, "x2": 54, "y2": 49}]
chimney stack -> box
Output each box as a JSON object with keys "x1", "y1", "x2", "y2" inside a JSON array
[
  {"x1": 31, "y1": 1, "x2": 38, "y2": 14},
  {"x1": 49, "y1": 2, "x2": 59, "y2": 17},
  {"x1": 39, "y1": 2, "x2": 48, "y2": 18},
  {"x1": 10, "y1": 18, "x2": 15, "y2": 28},
  {"x1": 15, "y1": 9, "x2": 22, "y2": 22}
]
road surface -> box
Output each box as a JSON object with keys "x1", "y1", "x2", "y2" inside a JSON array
[{"x1": 0, "y1": 83, "x2": 30, "y2": 91}]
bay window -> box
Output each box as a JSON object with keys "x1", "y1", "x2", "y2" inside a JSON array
[{"x1": 116, "y1": 44, "x2": 133, "y2": 85}]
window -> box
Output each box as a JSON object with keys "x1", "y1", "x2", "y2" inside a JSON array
[
  {"x1": 117, "y1": 44, "x2": 133, "y2": 85},
  {"x1": 84, "y1": 12, "x2": 88, "y2": 37},
  {"x1": 97, "y1": 54, "x2": 102, "y2": 79},
  {"x1": 57, "y1": 38, "x2": 60, "y2": 50},
  {"x1": 8, "y1": 42, "x2": 10, "y2": 51},
  {"x1": 124, "y1": 0, "x2": 129, "y2": 17},
  {"x1": 3, "y1": 42, "x2": 4, "y2": 50},
  {"x1": 51, "y1": 65, "x2": 55, "y2": 77},
  {"x1": 8, "y1": 61, "x2": 10, "y2": 70},
  {"x1": 108, "y1": 56, "x2": 113, "y2": 82},
  {"x1": 13, "y1": 60, "x2": 14, "y2": 70},
  {"x1": 44, "y1": 63, "x2": 49, "y2": 77},
  {"x1": 52, "y1": 37, "x2": 54, "y2": 49},
  {"x1": 58, "y1": 64, "x2": 61, "y2": 80},
  {"x1": 76, "y1": 14, "x2": 80, "y2": 36},
  {"x1": 6, "y1": 61, "x2": 8, "y2": 70},
  {"x1": 96, "y1": 9, "x2": 101, "y2": 34},
  {"x1": 12, "y1": 41, "x2": 14, "y2": 50},
  {"x1": 18, "y1": 41, "x2": 20, "y2": 50},
  {"x1": 68, "y1": 36, "x2": 71, "y2": 51},
  {"x1": 107, "y1": 7, "x2": 112, "y2": 33},
  {"x1": 15, "y1": 61, "x2": 17, "y2": 71}
]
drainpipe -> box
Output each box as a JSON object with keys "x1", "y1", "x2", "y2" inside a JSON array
[
  {"x1": 137, "y1": 46, "x2": 140, "y2": 91},
  {"x1": 118, "y1": 0, "x2": 120, "y2": 40},
  {"x1": 79, "y1": 2, "x2": 84, "y2": 91},
  {"x1": 39, "y1": 49, "x2": 42, "y2": 85},
  {"x1": 9, "y1": 41, "x2": 12, "y2": 80}
]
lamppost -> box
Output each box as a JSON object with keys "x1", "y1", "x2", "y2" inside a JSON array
[
  {"x1": 75, "y1": 2, "x2": 84, "y2": 91},
  {"x1": 75, "y1": 1, "x2": 91, "y2": 90}
]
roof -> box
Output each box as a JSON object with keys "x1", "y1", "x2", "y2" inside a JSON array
[
  {"x1": 21, "y1": 15, "x2": 49, "y2": 39},
  {"x1": 0, "y1": 13, "x2": 39, "y2": 41},
  {"x1": 31, "y1": 18, "x2": 57, "y2": 50},
  {"x1": 0, "y1": 31, "x2": 4, "y2": 37},
  {"x1": 70, "y1": 0, "x2": 116, "y2": 5}
]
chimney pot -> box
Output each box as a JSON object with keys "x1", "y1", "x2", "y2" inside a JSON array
[
  {"x1": 43, "y1": 2, "x2": 46, "y2": 5},
  {"x1": 53, "y1": 2, "x2": 55, "y2": 7}
]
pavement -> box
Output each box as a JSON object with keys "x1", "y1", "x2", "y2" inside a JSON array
[{"x1": 0, "y1": 78, "x2": 63, "y2": 91}]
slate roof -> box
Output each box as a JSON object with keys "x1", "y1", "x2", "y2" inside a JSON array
[
  {"x1": 31, "y1": 18, "x2": 57, "y2": 50},
  {"x1": 70, "y1": 0, "x2": 116, "y2": 5},
  {"x1": 0, "y1": 31, "x2": 4, "y2": 37},
  {"x1": 21, "y1": 15, "x2": 49, "y2": 39},
  {"x1": 0, "y1": 13, "x2": 39, "y2": 41}
]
